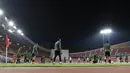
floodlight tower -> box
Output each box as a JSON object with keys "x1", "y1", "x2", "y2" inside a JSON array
[{"x1": 100, "y1": 28, "x2": 112, "y2": 45}]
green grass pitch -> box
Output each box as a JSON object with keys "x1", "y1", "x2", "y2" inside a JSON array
[{"x1": 0, "y1": 63, "x2": 130, "y2": 67}]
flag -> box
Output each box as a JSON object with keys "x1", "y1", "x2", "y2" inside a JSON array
[{"x1": 5, "y1": 34, "x2": 10, "y2": 48}]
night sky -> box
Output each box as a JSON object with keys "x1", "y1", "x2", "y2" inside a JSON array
[{"x1": 1, "y1": 0, "x2": 130, "y2": 52}]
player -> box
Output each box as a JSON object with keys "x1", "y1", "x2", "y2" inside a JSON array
[
  {"x1": 64, "y1": 56, "x2": 66, "y2": 63},
  {"x1": 24, "y1": 50, "x2": 28, "y2": 63},
  {"x1": 104, "y1": 41, "x2": 111, "y2": 63},
  {"x1": 31, "y1": 44, "x2": 38, "y2": 63},
  {"x1": 93, "y1": 54, "x2": 98, "y2": 63},
  {"x1": 53, "y1": 38, "x2": 62, "y2": 64},
  {"x1": 69, "y1": 56, "x2": 72, "y2": 63},
  {"x1": 88, "y1": 54, "x2": 92, "y2": 63},
  {"x1": 99, "y1": 55, "x2": 102, "y2": 63},
  {"x1": 83, "y1": 56, "x2": 86, "y2": 63},
  {"x1": 119, "y1": 53, "x2": 123, "y2": 63},
  {"x1": 41, "y1": 56, "x2": 45, "y2": 63},
  {"x1": 125, "y1": 53, "x2": 128, "y2": 63},
  {"x1": 16, "y1": 47, "x2": 21, "y2": 63},
  {"x1": 78, "y1": 57, "x2": 81, "y2": 63}
]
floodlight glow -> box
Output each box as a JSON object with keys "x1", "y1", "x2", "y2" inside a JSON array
[
  {"x1": 100, "y1": 29, "x2": 112, "y2": 34},
  {"x1": 8, "y1": 21, "x2": 14, "y2": 26},
  {"x1": 5, "y1": 17, "x2": 8, "y2": 21},
  {"x1": 8, "y1": 29, "x2": 13, "y2": 33},
  {"x1": 13, "y1": 26, "x2": 17, "y2": 29},
  {"x1": 21, "y1": 33, "x2": 24, "y2": 36},
  {"x1": 2, "y1": 24, "x2": 5, "y2": 29},
  {"x1": 0, "y1": 9, "x2": 3, "y2": 15},
  {"x1": 17, "y1": 29, "x2": 22, "y2": 33}
]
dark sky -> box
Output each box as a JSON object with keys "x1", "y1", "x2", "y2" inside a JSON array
[{"x1": 1, "y1": 0, "x2": 130, "y2": 52}]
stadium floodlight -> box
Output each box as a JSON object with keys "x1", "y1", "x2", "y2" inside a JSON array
[
  {"x1": 2, "y1": 24, "x2": 5, "y2": 29},
  {"x1": 13, "y1": 26, "x2": 17, "y2": 29},
  {"x1": 0, "y1": 9, "x2": 3, "y2": 15},
  {"x1": 17, "y1": 29, "x2": 22, "y2": 34},
  {"x1": 100, "y1": 28, "x2": 112, "y2": 45},
  {"x1": 5, "y1": 17, "x2": 8, "y2": 21},
  {"x1": 17, "y1": 29, "x2": 24, "y2": 36},
  {"x1": 8, "y1": 29, "x2": 14, "y2": 33},
  {"x1": 100, "y1": 29, "x2": 112, "y2": 34},
  {"x1": 21, "y1": 33, "x2": 24, "y2": 36},
  {"x1": 8, "y1": 21, "x2": 14, "y2": 26}
]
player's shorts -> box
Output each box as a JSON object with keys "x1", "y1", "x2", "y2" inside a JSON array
[
  {"x1": 32, "y1": 53, "x2": 37, "y2": 57},
  {"x1": 105, "y1": 51, "x2": 110, "y2": 57},
  {"x1": 55, "y1": 50, "x2": 61, "y2": 56}
]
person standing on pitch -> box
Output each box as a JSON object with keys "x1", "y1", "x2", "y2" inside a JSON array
[
  {"x1": 104, "y1": 41, "x2": 111, "y2": 63},
  {"x1": 31, "y1": 44, "x2": 38, "y2": 63},
  {"x1": 53, "y1": 38, "x2": 62, "y2": 64}
]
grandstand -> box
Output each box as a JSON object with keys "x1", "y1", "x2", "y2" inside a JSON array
[
  {"x1": 0, "y1": 15, "x2": 51, "y2": 63},
  {"x1": 70, "y1": 41, "x2": 130, "y2": 62}
]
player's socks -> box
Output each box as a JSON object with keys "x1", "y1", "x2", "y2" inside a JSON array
[{"x1": 108, "y1": 59, "x2": 111, "y2": 63}]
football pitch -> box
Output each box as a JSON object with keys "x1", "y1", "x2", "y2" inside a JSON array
[{"x1": 0, "y1": 63, "x2": 130, "y2": 67}]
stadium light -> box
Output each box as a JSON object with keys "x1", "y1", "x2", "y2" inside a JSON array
[
  {"x1": 5, "y1": 17, "x2": 8, "y2": 21},
  {"x1": 13, "y1": 26, "x2": 17, "y2": 29},
  {"x1": 100, "y1": 29, "x2": 112, "y2": 34},
  {"x1": 17, "y1": 29, "x2": 24, "y2": 36},
  {"x1": 0, "y1": 9, "x2": 3, "y2": 15},
  {"x1": 21, "y1": 33, "x2": 24, "y2": 36},
  {"x1": 8, "y1": 29, "x2": 14, "y2": 33},
  {"x1": 17, "y1": 29, "x2": 22, "y2": 33},
  {"x1": 2, "y1": 24, "x2": 5, "y2": 29},
  {"x1": 8, "y1": 21, "x2": 14, "y2": 26},
  {"x1": 100, "y1": 28, "x2": 112, "y2": 45}
]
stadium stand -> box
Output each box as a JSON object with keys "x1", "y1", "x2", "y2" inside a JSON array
[{"x1": 70, "y1": 42, "x2": 130, "y2": 63}]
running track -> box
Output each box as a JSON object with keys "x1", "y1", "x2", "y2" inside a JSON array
[{"x1": 0, "y1": 67, "x2": 130, "y2": 73}]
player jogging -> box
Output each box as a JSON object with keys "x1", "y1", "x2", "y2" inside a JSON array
[
  {"x1": 125, "y1": 53, "x2": 128, "y2": 63},
  {"x1": 104, "y1": 41, "x2": 111, "y2": 63},
  {"x1": 53, "y1": 38, "x2": 62, "y2": 64},
  {"x1": 31, "y1": 44, "x2": 38, "y2": 63},
  {"x1": 99, "y1": 55, "x2": 102, "y2": 63}
]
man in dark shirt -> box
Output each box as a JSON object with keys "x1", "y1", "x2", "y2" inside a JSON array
[
  {"x1": 104, "y1": 41, "x2": 111, "y2": 63},
  {"x1": 99, "y1": 55, "x2": 102, "y2": 63},
  {"x1": 31, "y1": 44, "x2": 38, "y2": 63},
  {"x1": 41, "y1": 56, "x2": 45, "y2": 63},
  {"x1": 93, "y1": 54, "x2": 98, "y2": 63},
  {"x1": 125, "y1": 53, "x2": 128, "y2": 63},
  {"x1": 53, "y1": 38, "x2": 62, "y2": 64},
  {"x1": 119, "y1": 53, "x2": 123, "y2": 63}
]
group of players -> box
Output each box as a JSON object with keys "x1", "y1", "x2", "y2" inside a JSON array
[
  {"x1": 13, "y1": 44, "x2": 38, "y2": 63},
  {"x1": 12, "y1": 38, "x2": 129, "y2": 64},
  {"x1": 53, "y1": 39, "x2": 130, "y2": 64}
]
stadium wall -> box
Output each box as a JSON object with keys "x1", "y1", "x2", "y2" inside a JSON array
[{"x1": 70, "y1": 41, "x2": 130, "y2": 58}]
